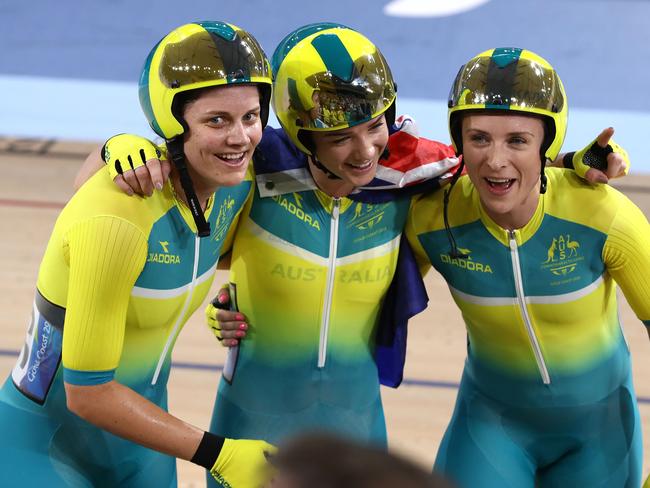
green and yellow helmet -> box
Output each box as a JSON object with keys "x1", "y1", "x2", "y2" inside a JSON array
[
  {"x1": 139, "y1": 21, "x2": 272, "y2": 140},
  {"x1": 448, "y1": 47, "x2": 567, "y2": 162},
  {"x1": 272, "y1": 25, "x2": 397, "y2": 155}
]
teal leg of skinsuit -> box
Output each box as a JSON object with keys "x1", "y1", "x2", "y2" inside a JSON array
[
  {"x1": 205, "y1": 357, "x2": 388, "y2": 488},
  {"x1": 0, "y1": 377, "x2": 177, "y2": 488},
  {"x1": 434, "y1": 371, "x2": 642, "y2": 488}
]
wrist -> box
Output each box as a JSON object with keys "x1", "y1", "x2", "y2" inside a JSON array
[
  {"x1": 562, "y1": 151, "x2": 576, "y2": 169},
  {"x1": 191, "y1": 431, "x2": 225, "y2": 469}
]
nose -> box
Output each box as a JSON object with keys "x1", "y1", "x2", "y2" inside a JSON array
[
  {"x1": 351, "y1": 137, "x2": 376, "y2": 163},
  {"x1": 227, "y1": 121, "x2": 250, "y2": 146},
  {"x1": 485, "y1": 144, "x2": 508, "y2": 170}
]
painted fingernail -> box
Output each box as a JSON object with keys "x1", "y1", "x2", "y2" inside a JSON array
[
  {"x1": 235, "y1": 314, "x2": 245, "y2": 321},
  {"x1": 231, "y1": 340, "x2": 239, "y2": 347},
  {"x1": 239, "y1": 323, "x2": 247, "y2": 330},
  {"x1": 236, "y1": 331, "x2": 244, "y2": 338},
  {"x1": 156, "y1": 182, "x2": 163, "y2": 190},
  {"x1": 218, "y1": 293, "x2": 228, "y2": 303}
]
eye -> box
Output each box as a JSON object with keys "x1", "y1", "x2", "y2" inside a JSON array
[
  {"x1": 330, "y1": 135, "x2": 350, "y2": 145},
  {"x1": 509, "y1": 136, "x2": 528, "y2": 145},
  {"x1": 209, "y1": 115, "x2": 224, "y2": 125},
  {"x1": 469, "y1": 133, "x2": 488, "y2": 144},
  {"x1": 243, "y1": 111, "x2": 259, "y2": 123},
  {"x1": 368, "y1": 120, "x2": 384, "y2": 132}
]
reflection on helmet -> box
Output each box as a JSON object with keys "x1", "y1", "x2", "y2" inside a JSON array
[
  {"x1": 447, "y1": 47, "x2": 567, "y2": 162},
  {"x1": 272, "y1": 26, "x2": 396, "y2": 155},
  {"x1": 139, "y1": 21, "x2": 272, "y2": 140}
]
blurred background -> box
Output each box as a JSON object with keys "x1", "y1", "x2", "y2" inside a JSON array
[
  {"x1": 2, "y1": 2, "x2": 649, "y2": 486},
  {"x1": 2, "y1": 0, "x2": 649, "y2": 171}
]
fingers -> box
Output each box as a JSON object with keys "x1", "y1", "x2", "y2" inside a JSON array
[
  {"x1": 146, "y1": 158, "x2": 170, "y2": 191},
  {"x1": 114, "y1": 175, "x2": 135, "y2": 196},
  {"x1": 606, "y1": 152, "x2": 627, "y2": 179},
  {"x1": 116, "y1": 159, "x2": 169, "y2": 196},
  {"x1": 161, "y1": 159, "x2": 172, "y2": 181},
  {"x1": 215, "y1": 310, "x2": 248, "y2": 347},
  {"x1": 584, "y1": 168, "x2": 609, "y2": 185},
  {"x1": 212, "y1": 287, "x2": 231, "y2": 308},
  {"x1": 134, "y1": 165, "x2": 154, "y2": 196},
  {"x1": 120, "y1": 168, "x2": 145, "y2": 195},
  {"x1": 595, "y1": 127, "x2": 615, "y2": 148}
]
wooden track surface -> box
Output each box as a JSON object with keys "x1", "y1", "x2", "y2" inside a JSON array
[{"x1": 1, "y1": 138, "x2": 649, "y2": 487}]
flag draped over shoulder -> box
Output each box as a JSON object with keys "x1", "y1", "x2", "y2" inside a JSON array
[{"x1": 253, "y1": 116, "x2": 460, "y2": 387}]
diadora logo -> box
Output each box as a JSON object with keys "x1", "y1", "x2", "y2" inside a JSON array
[
  {"x1": 271, "y1": 193, "x2": 321, "y2": 231},
  {"x1": 541, "y1": 234, "x2": 584, "y2": 276},
  {"x1": 348, "y1": 202, "x2": 386, "y2": 231},
  {"x1": 147, "y1": 240, "x2": 181, "y2": 264},
  {"x1": 439, "y1": 248, "x2": 493, "y2": 273},
  {"x1": 213, "y1": 195, "x2": 237, "y2": 244}
]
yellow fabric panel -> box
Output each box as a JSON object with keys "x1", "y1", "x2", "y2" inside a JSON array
[
  {"x1": 61, "y1": 216, "x2": 148, "y2": 372},
  {"x1": 603, "y1": 193, "x2": 650, "y2": 322}
]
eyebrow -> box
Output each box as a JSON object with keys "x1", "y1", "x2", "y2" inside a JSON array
[{"x1": 466, "y1": 128, "x2": 536, "y2": 137}]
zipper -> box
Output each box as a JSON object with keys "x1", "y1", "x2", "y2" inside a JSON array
[
  {"x1": 318, "y1": 198, "x2": 340, "y2": 368},
  {"x1": 508, "y1": 230, "x2": 551, "y2": 385},
  {"x1": 151, "y1": 235, "x2": 201, "y2": 385}
]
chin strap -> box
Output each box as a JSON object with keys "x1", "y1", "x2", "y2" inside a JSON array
[
  {"x1": 443, "y1": 159, "x2": 468, "y2": 259},
  {"x1": 166, "y1": 138, "x2": 211, "y2": 238}
]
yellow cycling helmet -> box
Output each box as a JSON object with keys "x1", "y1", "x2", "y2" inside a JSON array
[
  {"x1": 139, "y1": 21, "x2": 272, "y2": 140},
  {"x1": 448, "y1": 47, "x2": 567, "y2": 164},
  {"x1": 272, "y1": 25, "x2": 396, "y2": 155}
]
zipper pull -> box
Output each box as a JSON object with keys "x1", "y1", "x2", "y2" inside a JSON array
[{"x1": 332, "y1": 198, "x2": 340, "y2": 219}]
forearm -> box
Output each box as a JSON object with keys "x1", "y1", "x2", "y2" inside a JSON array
[
  {"x1": 547, "y1": 153, "x2": 566, "y2": 168},
  {"x1": 65, "y1": 380, "x2": 204, "y2": 461},
  {"x1": 75, "y1": 145, "x2": 105, "y2": 190}
]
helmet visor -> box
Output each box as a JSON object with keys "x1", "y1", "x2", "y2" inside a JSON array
[
  {"x1": 448, "y1": 55, "x2": 564, "y2": 114},
  {"x1": 291, "y1": 53, "x2": 395, "y2": 129},
  {"x1": 159, "y1": 29, "x2": 270, "y2": 89}
]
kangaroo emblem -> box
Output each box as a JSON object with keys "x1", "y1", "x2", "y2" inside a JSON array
[{"x1": 545, "y1": 238, "x2": 557, "y2": 263}]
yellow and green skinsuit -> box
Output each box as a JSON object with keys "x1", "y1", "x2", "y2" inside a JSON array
[
  {"x1": 0, "y1": 166, "x2": 252, "y2": 487},
  {"x1": 407, "y1": 168, "x2": 650, "y2": 488}
]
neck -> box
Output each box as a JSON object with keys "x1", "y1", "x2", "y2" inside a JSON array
[
  {"x1": 484, "y1": 184, "x2": 541, "y2": 231},
  {"x1": 307, "y1": 156, "x2": 355, "y2": 198},
  {"x1": 170, "y1": 170, "x2": 213, "y2": 212}
]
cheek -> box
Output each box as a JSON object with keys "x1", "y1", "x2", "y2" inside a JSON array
[
  {"x1": 247, "y1": 124, "x2": 264, "y2": 147},
  {"x1": 519, "y1": 153, "x2": 541, "y2": 181}
]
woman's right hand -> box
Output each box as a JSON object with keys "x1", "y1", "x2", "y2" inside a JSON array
[
  {"x1": 205, "y1": 287, "x2": 249, "y2": 347},
  {"x1": 102, "y1": 134, "x2": 171, "y2": 196}
]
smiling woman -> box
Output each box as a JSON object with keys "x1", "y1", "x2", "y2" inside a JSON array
[
  {"x1": 180, "y1": 84, "x2": 263, "y2": 195},
  {"x1": 0, "y1": 20, "x2": 275, "y2": 488},
  {"x1": 406, "y1": 47, "x2": 650, "y2": 488},
  {"x1": 461, "y1": 113, "x2": 546, "y2": 230}
]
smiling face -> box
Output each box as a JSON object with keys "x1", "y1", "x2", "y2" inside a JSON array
[
  {"x1": 461, "y1": 113, "x2": 546, "y2": 230},
  {"x1": 180, "y1": 84, "x2": 262, "y2": 199},
  {"x1": 308, "y1": 114, "x2": 389, "y2": 194}
]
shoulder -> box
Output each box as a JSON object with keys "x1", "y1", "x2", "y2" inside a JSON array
[
  {"x1": 409, "y1": 176, "x2": 478, "y2": 232},
  {"x1": 62, "y1": 168, "x2": 172, "y2": 235},
  {"x1": 254, "y1": 126, "x2": 308, "y2": 174},
  {"x1": 544, "y1": 168, "x2": 631, "y2": 231}
]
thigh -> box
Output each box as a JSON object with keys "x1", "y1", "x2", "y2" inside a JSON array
[
  {"x1": 434, "y1": 383, "x2": 536, "y2": 488},
  {"x1": 0, "y1": 397, "x2": 79, "y2": 487},
  {"x1": 538, "y1": 384, "x2": 642, "y2": 488}
]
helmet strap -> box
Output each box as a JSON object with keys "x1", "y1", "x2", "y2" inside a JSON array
[
  {"x1": 311, "y1": 154, "x2": 343, "y2": 180},
  {"x1": 167, "y1": 138, "x2": 211, "y2": 237},
  {"x1": 443, "y1": 159, "x2": 469, "y2": 259},
  {"x1": 540, "y1": 165, "x2": 548, "y2": 194}
]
